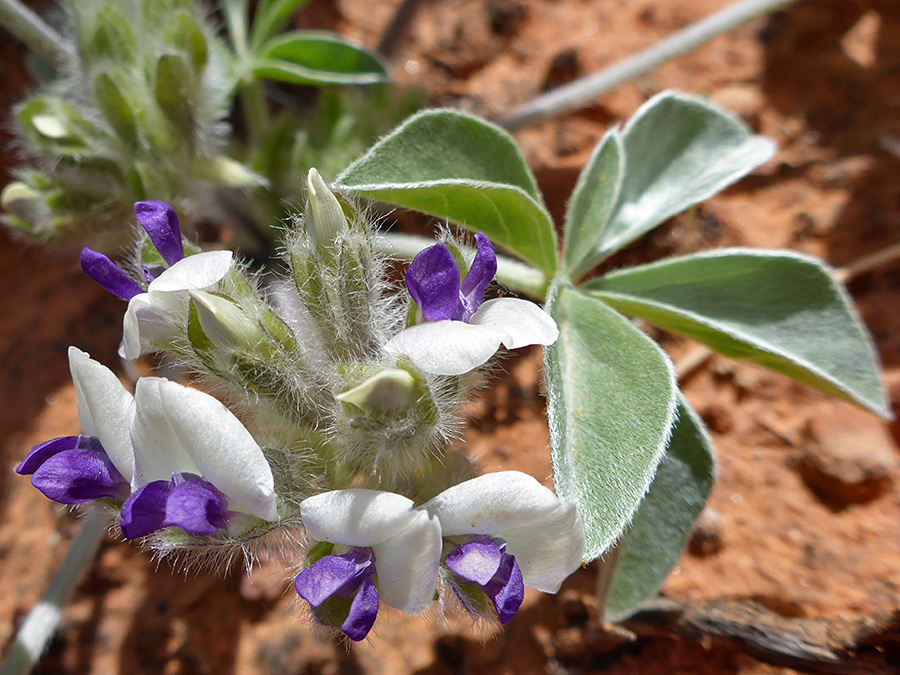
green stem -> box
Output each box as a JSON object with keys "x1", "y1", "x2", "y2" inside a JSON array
[
  {"x1": 500, "y1": 0, "x2": 799, "y2": 130},
  {"x1": 0, "y1": 514, "x2": 106, "y2": 675},
  {"x1": 239, "y1": 77, "x2": 269, "y2": 152},
  {"x1": 375, "y1": 232, "x2": 549, "y2": 300},
  {"x1": 0, "y1": 0, "x2": 68, "y2": 69}
]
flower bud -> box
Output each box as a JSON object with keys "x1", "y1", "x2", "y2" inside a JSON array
[
  {"x1": 306, "y1": 168, "x2": 347, "y2": 248},
  {"x1": 337, "y1": 369, "x2": 417, "y2": 416},
  {"x1": 189, "y1": 291, "x2": 264, "y2": 352},
  {"x1": 1, "y1": 182, "x2": 41, "y2": 219}
]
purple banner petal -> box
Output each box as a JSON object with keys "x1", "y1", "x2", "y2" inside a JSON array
[
  {"x1": 445, "y1": 536, "x2": 503, "y2": 586},
  {"x1": 120, "y1": 481, "x2": 171, "y2": 539},
  {"x1": 80, "y1": 249, "x2": 144, "y2": 300},
  {"x1": 165, "y1": 476, "x2": 228, "y2": 535},
  {"x1": 134, "y1": 201, "x2": 183, "y2": 266},
  {"x1": 458, "y1": 233, "x2": 497, "y2": 321},
  {"x1": 30, "y1": 448, "x2": 129, "y2": 504},
  {"x1": 484, "y1": 554, "x2": 524, "y2": 624},
  {"x1": 342, "y1": 578, "x2": 379, "y2": 641},
  {"x1": 295, "y1": 548, "x2": 376, "y2": 607},
  {"x1": 18, "y1": 435, "x2": 79, "y2": 475},
  {"x1": 406, "y1": 242, "x2": 460, "y2": 321}
]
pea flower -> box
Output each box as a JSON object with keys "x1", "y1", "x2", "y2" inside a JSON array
[
  {"x1": 384, "y1": 234, "x2": 558, "y2": 376},
  {"x1": 295, "y1": 490, "x2": 442, "y2": 641},
  {"x1": 16, "y1": 347, "x2": 133, "y2": 503},
  {"x1": 121, "y1": 376, "x2": 279, "y2": 538},
  {"x1": 16, "y1": 348, "x2": 278, "y2": 540},
  {"x1": 422, "y1": 471, "x2": 584, "y2": 624},
  {"x1": 80, "y1": 201, "x2": 233, "y2": 359}
]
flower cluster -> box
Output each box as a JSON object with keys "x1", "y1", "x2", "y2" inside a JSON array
[
  {"x1": 17, "y1": 348, "x2": 278, "y2": 539},
  {"x1": 18, "y1": 173, "x2": 584, "y2": 641}
]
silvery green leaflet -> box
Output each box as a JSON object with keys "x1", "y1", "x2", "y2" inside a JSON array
[{"x1": 336, "y1": 91, "x2": 889, "y2": 619}]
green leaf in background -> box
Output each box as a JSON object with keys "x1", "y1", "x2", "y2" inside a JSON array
[
  {"x1": 254, "y1": 31, "x2": 388, "y2": 86},
  {"x1": 544, "y1": 284, "x2": 677, "y2": 561},
  {"x1": 251, "y1": 0, "x2": 311, "y2": 52},
  {"x1": 335, "y1": 109, "x2": 558, "y2": 275},
  {"x1": 605, "y1": 394, "x2": 715, "y2": 622},
  {"x1": 562, "y1": 128, "x2": 623, "y2": 279},
  {"x1": 583, "y1": 92, "x2": 776, "y2": 269},
  {"x1": 585, "y1": 249, "x2": 890, "y2": 417}
]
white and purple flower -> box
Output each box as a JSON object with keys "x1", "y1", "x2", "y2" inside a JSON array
[
  {"x1": 295, "y1": 490, "x2": 442, "y2": 641},
  {"x1": 80, "y1": 201, "x2": 233, "y2": 360},
  {"x1": 17, "y1": 348, "x2": 278, "y2": 540},
  {"x1": 422, "y1": 472, "x2": 584, "y2": 623},
  {"x1": 384, "y1": 234, "x2": 558, "y2": 376},
  {"x1": 294, "y1": 472, "x2": 583, "y2": 638}
]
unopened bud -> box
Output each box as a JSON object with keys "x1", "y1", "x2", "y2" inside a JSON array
[
  {"x1": 337, "y1": 369, "x2": 417, "y2": 416},
  {"x1": 189, "y1": 290, "x2": 264, "y2": 352},
  {"x1": 306, "y1": 168, "x2": 347, "y2": 247},
  {"x1": 1, "y1": 182, "x2": 41, "y2": 216},
  {"x1": 31, "y1": 114, "x2": 69, "y2": 140}
]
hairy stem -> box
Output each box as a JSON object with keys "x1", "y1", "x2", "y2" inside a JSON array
[
  {"x1": 0, "y1": 514, "x2": 106, "y2": 675},
  {"x1": 499, "y1": 0, "x2": 798, "y2": 130},
  {"x1": 0, "y1": 0, "x2": 68, "y2": 69}
]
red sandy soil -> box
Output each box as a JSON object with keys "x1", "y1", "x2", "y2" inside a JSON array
[{"x1": 1, "y1": 0, "x2": 899, "y2": 673}]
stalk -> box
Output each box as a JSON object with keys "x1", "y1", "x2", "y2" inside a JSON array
[
  {"x1": 0, "y1": 0, "x2": 68, "y2": 69},
  {"x1": 499, "y1": 0, "x2": 798, "y2": 130},
  {"x1": 0, "y1": 514, "x2": 106, "y2": 675}
]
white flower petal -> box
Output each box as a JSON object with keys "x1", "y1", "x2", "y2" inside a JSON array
[
  {"x1": 67, "y1": 347, "x2": 135, "y2": 482},
  {"x1": 422, "y1": 472, "x2": 563, "y2": 535},
  {"x1": 372, "y1": 509, "x2": 441, "y2": 614},
  {"x1": 156, "y1": 379, "x2": 277, "y2": 521},
  {"x1": 384, "y1": 320, "x2": 506, "y2": 376},
  {"x1": 130, "y1": 378, "x2": 198, "y2": 489},
  {"x1": 469, "y1": 298, "x2": 559, "y2": 349},
  {"x1": 499, "y1": 500, "x2": 583, "y2": 593},
  {"x1": 301, "y1": 490, "x2": 421, "y2": 547},
  {"x1": 120, "y1": 293, "x2": 151, "y2": 360},
  {"x1": 423, "y1": 471, "x2": 584, "y2": 593},
  {"x1": 147, "y1": 250, "x2": 233, "y2": 293}
]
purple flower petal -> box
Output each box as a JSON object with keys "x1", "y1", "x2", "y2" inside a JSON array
[
  {"x1": 134, "y1": 201, "x2": 183, "y2": 265},
  {"x1": 342, "y1": 578, "x2": 379, "y2": 641},
  {"x1": 17, "y1": 435, "x2": 101, "y2": 475},
  {"x1": 120, "y1": 474, "x2": 230, "y2": 539},
  {"x1": 30, "y1": 448, "x2": 129, "y2": 504},
  {"x1": 458, "y1": 233, "x2": 497, "y2": 321},
  {"x1": 165, "y1": 475, "x2": 228, "y2": 535},
  {"x1": 120, "y1": 480, "x2": 171, "y2": 539},
  {"x1": 80, "y1": 248, "x2": 144, "y2": 300},
  {"x1": 445, "y1": 536, "x2": 503, "y2": 586},
  {"x1": 406, "y1": 242, "x2": 460, "y2": 321},
  {"x1": 484, "y1": 554, "x2": 524, "y2": 624},
  {"x1": 295, "y1": 548, "x2": 376, "y2": 607}
]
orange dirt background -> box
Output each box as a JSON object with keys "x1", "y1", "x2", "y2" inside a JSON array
[{"x1": 2, "y1": 0, "x2": 900, "y2": 673}]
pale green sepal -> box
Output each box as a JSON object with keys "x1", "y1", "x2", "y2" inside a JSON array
[
  {"x1": 584, "y1": 248, "x2": 890, "y2": 418},
  {"x1": 335, "y1": 109, "x2": 558, "y2": 275},
  {"x1": 585, "y1": 92, "x2": 775, "y2": 267},
  {"x1": 544, "y1": 283, "x2": 677, "y2": 561},
  {"x1": 563, "y1": 128, "x2": 624, "y2": 279},
  {"x1": 193, "y1": 156, "x2": 269, "y2": 187},
  {"x1": 307, "y1": 167, "x2": 348, "y2": 246},
  {"x1": 605, "y1": 394, "x2": 715, "y2": 622},
  {"x1": 189, "y1": 290, "x2": 265, "y2": 352},
  {"x1": 337, "y1": 369, "x2": 416, "y2": 415}
]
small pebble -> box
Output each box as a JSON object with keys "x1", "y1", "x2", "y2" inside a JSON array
[
  {"x1": 689, "y1": 507, "x2": 723, "y2": 556},
  {"x1": 800, "y1": 404, "x2": 898, "y2": 505}
]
